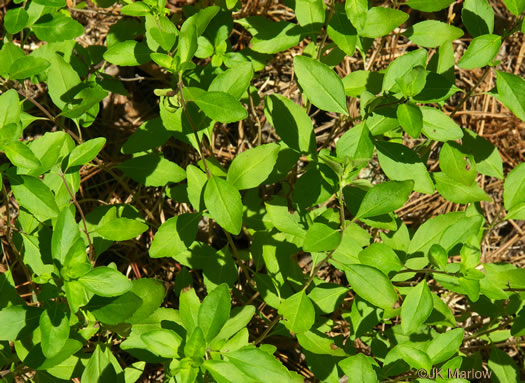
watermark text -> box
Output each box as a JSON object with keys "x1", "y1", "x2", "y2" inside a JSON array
[{"x1": 417, "y1": 367, "x2": 492, "y2": 380}]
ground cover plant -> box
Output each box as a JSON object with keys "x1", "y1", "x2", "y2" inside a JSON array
[{"x1": 0, "y1": 0, "x2": 524, "y2": 381}]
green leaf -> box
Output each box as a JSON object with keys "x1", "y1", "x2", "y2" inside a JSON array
[
  {"x1": 39, "y1": 302, "x2": 69, "y2": 358},
  {"x1": 308, "y1": 283, "x2": 348, "y2": 314},
  {"x1": 47, "y1": 54, "x2": 81, "y2": 110},
  {"x1": 396, "y1": 344, "x2": 432, "y2": 371},
  {"x1": 9, "y1": 173, "x2": 59, "y2": 222},
  {"x1": 295, "y1": 0, "x2": 325, "y2": 29},
  {"x1": 226, "y1": 143, "x2": 280, "y2": 189},
  {"x1": 8, "y1": 56, "x2": 50, "y2": 80},
  {"x1": 204, "y1": 360, "x2": 258, "y2": 383},
  {"x1": 3, "y1": 141, "x2": 41, "y2": 169},
  {"x1": 185, "y1": 327, "x2": 206, "y2": 360},
  {"x1": 250, "y1": 22, "x2": 302, "y2": 54},
  {"x1": 376, "y1": 141, "x2": 434, "y2": 194},
  {"x1": 278, "y1": 290, "x2": 315, "y2": 334},
  {"x1": 439, "y1": 142, "x2": 476, "y2": 185},
  {"x1": 395, "y1": 66, "x2": 427, "y2": 98},
  {"x1": 426, "y1": 328, "x2": 464, "y2": 364},
  {"x1": 293, "y1": 55, "x2": 348, "y2": 115},
  {"x1": 343, "y1": 70, "x2": 383, "y2": 97},
  {"x1": 4, "y1": 7, "x2": 29, "y2": 34},
  {"x1": 209, "y1": 62, "x2": 254, "y2": 99},
  {"x1": 96, "y1": 217, "x2": 148, "y2": 241},
  {"x1": 462, "y1": 0, "x2": 494, "y2": 36},
  {"x1": 67, "y1": 137, "x2": 106, "y2": 169},
  {"x1": 396, "y1": 103, "x2": 423, "y2": 138},
  {"x1": 408, "y1": 211, "x2": 465, "y2": 256},
  {"x1": 180, "y1": 288, "x2": 201, "y2": 334},
  {"x1": 59, "y1": 83, "x2": 108, "y2": 119},
  {"x1": 0, "y1": 305, "x2": 32, "y2": 341},
  {"x1": 429, "y1": 244, "x2": 448, "y2": 270},
  {"x1": 355, "y1": 180, "x2": 414, "y2": 219},
  {"x1": 264, "y1": 94, "x2": 315, "y2": 153},
  {"x1": 345, "y1": 0, "x2": 368, "y2": 31},
  {"x1": 81, "y1": 345, "x2": 116, "y2": 383},
  {"x1": 103, "y1": 40, "x2": 151, "y2": 66},
  {"x1": 149, "y1": 214, "x2": 200, "y2": 258},
  {"x1": 265, "y1": 197, "x2": 306, "y2": 239},
  {"x1": 141, "y1": 329, "x2": 182, "y2": 358},
  {"x1": 359, "y1": 7, "x2": 409, "y2": 38},
  {"x1": 204, "y1": 176, "x2": 243, "y2": 235},
  {"x1": 488, "y1": 345, "x2": 519, "y2": 382},
  {"x1": 337, "y1": 123, "x2": 374, "y2": 163},
  {"x1": 404, "y1": 20, "x2": 464, "y2": 48},
  {"x1": 225, "y1": 346, "x2": 296, "y2": 382},
  {"x1": 458, "y1": 34, "x2": 501, "y2": 69},
  {"x1": 186, "y1": 165, "x2": 207, "y2": 211},
  {"x1": 78, "y1": 266, "x2": 132, "y2": 297},
  {"x1": 146, "y1": 15, "x2": 178, "y2": 51},
  {"x1": 359, "y1": 243, "x2": 402, "y2": 276},
  {"x1": 505, "y1": 202, "x2": 525, "y2": 220},
  {"x1": 496, "y1": 71, "x2": 525, "y2": 121},
  {"x1": 0, "y1": 43, "x2": 24, "y2": 79},
  {"x1": 31, "y1": 13, "x2": 84, "y2": 42},
  {"x1": 504, "y1": 163, "x2": 525, "y2": 210},
  {"x1": 198, "y1": 284, "x2": 231, "y2": 341},
  {"x1": 344, "y1": 264, "x2": 398, "y2": 309},
  {"x1": 503, "y1": 0, "x2": 525, "y2": 15},
  {"x1": 193, "y1": 91, "x2": 248, "y2": 123},
  {"x1": 52, "y1": 207, "x2": 81, "y2": 266},
  {"x1": 211, "y1": 305, "x2": 256, "y2": 346},
  {"x1": 85, "y1": 292, "x2": 142, "y2": 325},
  {"x1": 462, "y1": 129, "x2": 503, "y2": 179},
  {"x1": 339, "y1": 354, "x2": 378, "y2": 382},
  {"x1": 406, "y1": 0, "x2": 454, "y2": 11},
  {"x1": 127, "y1": 278, "x2": 165, "y2": 323},
  {"x1": 296, "y1": 330, "x2": 347, "y2": 356},
  {"x1": 303, "y1": 222, "x2": 341, "y2": 252},
  {"x1": 401, "y1": 281, "x2": 433, "y2": 335},
  {"x1": 421, "y1": 107, "x2": 463, "y2": 141},
  {"x1": 434, "y1": 172, "x2": 491, "y2": 204},
  {"x1": 121, "y1": 2, "x2": 152, "y2": 16},
  {"x1": 118, "y1": 153, "x2": 186, "y2": 187},
  {"x1": 124, "y1": 361, "x2": 146, "y2": 383},
  {"x1": 327, "y1": 4, "x2": 357, "y2": 56},
  {"x1": 382, "y1": 48, "x2": 428, "y2": 92}
]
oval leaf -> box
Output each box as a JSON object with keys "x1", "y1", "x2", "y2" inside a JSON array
[
  {"x1": 226, "y1": 143, "x2": 280, "y2": 190},
  {"x1": 294, "y1": 55, "x2": 348, "y2": 115},
  {"x1": 204, "y1": 176, "x2": 243, "y2": 235},
  {"x1": 278, "y1": 290, "x2": 315, "y2": 334},
  {"x1": 343, "y1": 264, "x2": 398, "y2": 309}
]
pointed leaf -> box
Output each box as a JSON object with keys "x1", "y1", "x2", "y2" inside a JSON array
[
  {"x1": 401, "y1": 281, "x2": 433, "y2": 335},
  {"x1": 294, "y1": 55, "x2": 348, "y2": 115},
  {"x1": 355, "y1": 180, "x2": 414, "y2": 219},
  {"x1": 226, "y1": 143, "x2": 280, "y2": 189},
  {"x1": 198, "y1": 284, "x2": 231, "y2": 341},
  {"x1": 303, "y1": 222, "x2": 341, "y2": 252},
  {"x1": 204, "y1": 176, "x2": 243, "y2": 235},
  {"x1": 343, "y1": 264, "x2": 398, "y2": 309},
  {"x1": 278, "y1": 290, "x2": 315, "y2": 334}
]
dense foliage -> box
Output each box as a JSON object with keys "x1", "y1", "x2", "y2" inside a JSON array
[{"x1": 1, "y1": 0, "x2": 524, "y2": 381}]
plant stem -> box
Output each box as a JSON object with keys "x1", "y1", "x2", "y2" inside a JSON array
[
  {"x1": 254, "y1": 315, "x2": 281, "y2": 344},
  {"x1": 450, "y1": 66, "x2": 491, "y2": 118}
]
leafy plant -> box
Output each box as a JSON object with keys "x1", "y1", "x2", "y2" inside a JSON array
[{"x1": 1, "y1": 0, "x2": 524, "y2": 382}]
